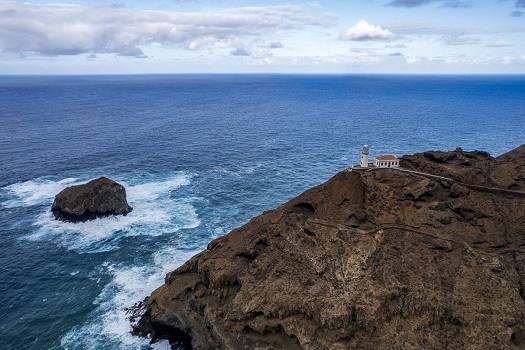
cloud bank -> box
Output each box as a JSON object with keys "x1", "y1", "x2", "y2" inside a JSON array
[
  {"x1": 229, "y1": 39, "x2": 282, "y2": 58},
  {"x1": 441, "y1": 34, "x2": 479, "y2": 46},
  {"x1": 0, "y1": 2, "x2": 334, "y2": 57},
  {"x1": 386, "y1": 0, "x2": 472, "y2": 8}
]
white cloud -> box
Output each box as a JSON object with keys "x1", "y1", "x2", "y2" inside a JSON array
[
  {"x1": 0, "y1": 2, "x2": 335, "y2": 57},
  {"x1": 386, "y1": 0, "x2": 473, "y2": 8},
  {"x1": 269, "y1": 42, "x2": 284, "y2": 49},
  {"x1": 385, "y1": 43, "x2": 407, "y2": 48},
  {"x1": 340, "y1": 20, "x2": 394, "y2": 41},
  {"x1": 484, "y1": 41, "x2": 514, "y2": 47},
  {"x1": 228, "y1": 39, "x2": 282, "y2": 58},
  {"x1": 116, "y1": 47, "x2": 148, "y2": 58},
  {"x1": 230, "y1": 48, "x2": 250, "y2": 57},
  {"x1": 387, "y1": 22, "x2": 525, "y2": 37},
  {"x1": 440, "y1": 34, "x2": 480, "y2": 46}
]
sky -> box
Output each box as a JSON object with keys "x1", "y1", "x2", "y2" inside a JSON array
[{"x1": 0, "y1": 0, "x2": 524, "y2": 74}]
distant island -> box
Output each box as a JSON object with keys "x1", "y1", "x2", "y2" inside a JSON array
[{"x1": 130, "y1": 145, "x2": 525, "y2": 350}]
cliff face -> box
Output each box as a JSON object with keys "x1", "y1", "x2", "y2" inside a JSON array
[{"x1": 133, "y1": 145, "x2": 525, "y2": 350}]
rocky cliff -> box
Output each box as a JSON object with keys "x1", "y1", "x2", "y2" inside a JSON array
[
  {"x1": 52, "y1": 177, "x2": 132, "y2": 222},
  {"x1": 132, "y1": 145, "x2": 525, "y2": 350}
]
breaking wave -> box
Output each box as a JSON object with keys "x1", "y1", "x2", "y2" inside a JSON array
[
  {"x1": 1, "y1": 173, "x2": 200, "y2": 253},
  {"x1": 60, "y1": 247, "x2": 201, "y2": 350}
]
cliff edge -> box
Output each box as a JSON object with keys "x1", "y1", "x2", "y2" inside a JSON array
[{"x1": 132, "y1": 145, "x2": 525, "y2": 350}]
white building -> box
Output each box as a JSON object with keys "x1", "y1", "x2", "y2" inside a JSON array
[
  {"x1": 360, "y1": 144, "x2": 369, "y2": 167},
  {"x1": 374, "y1": 155, "x2": 400, "y2": 168}
]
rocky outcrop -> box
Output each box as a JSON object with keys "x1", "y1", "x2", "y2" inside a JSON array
[
  {"x1": 401, "y1": 145, "x2": 525, "y2": 191},
  {"x1": 132, "y1": 145, "x2": 525, "y2": 350},
  {"x1": 51, "y1": 177, "x2": 132, "y2": 222}
]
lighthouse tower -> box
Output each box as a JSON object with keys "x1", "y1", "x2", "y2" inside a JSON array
[{"x1": 360, "y1": 144, "x2": 369, "y2": 167}]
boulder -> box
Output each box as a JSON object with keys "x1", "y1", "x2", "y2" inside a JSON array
[{"x1": 51, "y1": 177, "x2": 132, "y2": 222}]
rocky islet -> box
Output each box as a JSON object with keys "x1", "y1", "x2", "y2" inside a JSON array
[{"x1": 51, "y1": 176, "x2": 132, "y2": 222}]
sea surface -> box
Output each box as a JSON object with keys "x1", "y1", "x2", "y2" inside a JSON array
[{"x1": 0, "y1": 74, "x2": 524, "y2": 349}]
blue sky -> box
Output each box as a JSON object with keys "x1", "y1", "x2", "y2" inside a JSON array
[{"x1": 0, "y1": 0, "x2": 524, "y2": 74}]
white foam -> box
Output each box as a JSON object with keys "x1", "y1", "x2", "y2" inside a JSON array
[
  {"x1": 211, "y1": 226, "x2": 228, "y2": 240},
  {"x1": 10, "y1": 173, "x2": 200, "y2": 253},
  {"x1": 1, "y1": 177, "x2": 80, "y2": 208},
  {"x1": 61, "y1": 248, "x2": 200, "y2": 349},
  {"x1": 5, "y1": 173, "x2": 205, "y2": 347},
  {"x1": 211, "y1": 163, "x2": 263, "y2": 178}
]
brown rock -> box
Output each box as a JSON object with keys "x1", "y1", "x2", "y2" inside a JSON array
[
  {"x1": 132, "y1": 145, "x2": 525, "y2": 350},
  {"x1": 449, "y1": 183, "x2": 469, "y2": 198},
  {"x1": 403, "y1": 178, "x2": 434, "y2": 200},
  {"x1": 51, "y1": 176, "x2": 132, "y2": 222},
  {"x1": 401, "y1": 145, "x2": 525, "y2": 191}
]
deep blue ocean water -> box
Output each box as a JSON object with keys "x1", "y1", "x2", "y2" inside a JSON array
[{"x1": 0, "y1": 74, "x2": 523, "y2": 349}]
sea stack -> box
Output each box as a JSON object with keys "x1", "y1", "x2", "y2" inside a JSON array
[
  {"x1": 51, "y1": 177, "x2": 132, "y2": 222},
  {"x1": 132, "y1": 145, "x2": 525, "y2": 350}
]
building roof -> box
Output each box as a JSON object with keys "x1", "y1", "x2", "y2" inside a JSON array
[{"x1": 375, "y1": 155, "x2": 399, "y2": 161}]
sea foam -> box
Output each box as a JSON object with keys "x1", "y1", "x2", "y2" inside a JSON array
[
  {"x1": 60, "y1": 248, "x2": 200, "y2": 350},
  {"x1": 2, "y1": 173, "x2": 200, "y2": 253},
  {"x1": 1, "y1": 177, "x2": 80, "y2": 208}
]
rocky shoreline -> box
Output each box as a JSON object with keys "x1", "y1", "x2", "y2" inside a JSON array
[{"x1": 131, "y1": 145, "x2": 525, "y2": 349}]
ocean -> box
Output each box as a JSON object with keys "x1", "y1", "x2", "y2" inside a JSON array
[{"x1": 0, "y1": 74, "x2": 523, "y2": 349}]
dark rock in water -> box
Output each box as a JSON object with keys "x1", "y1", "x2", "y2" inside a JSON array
[
  {"x1": 132, "y1": 145, "x2": 525, "y2": 349},
  {"x1": 51, "y1": 177, "x2": 132, "y2": 222}
]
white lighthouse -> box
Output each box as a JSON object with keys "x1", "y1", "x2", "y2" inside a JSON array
[{"x1": 360, "y1": 144, "x2": 369, "y2": 167}]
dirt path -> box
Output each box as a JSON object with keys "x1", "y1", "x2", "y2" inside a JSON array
[{"x1": 309, "y1": 218, "x2": 525, "y2": 258}]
